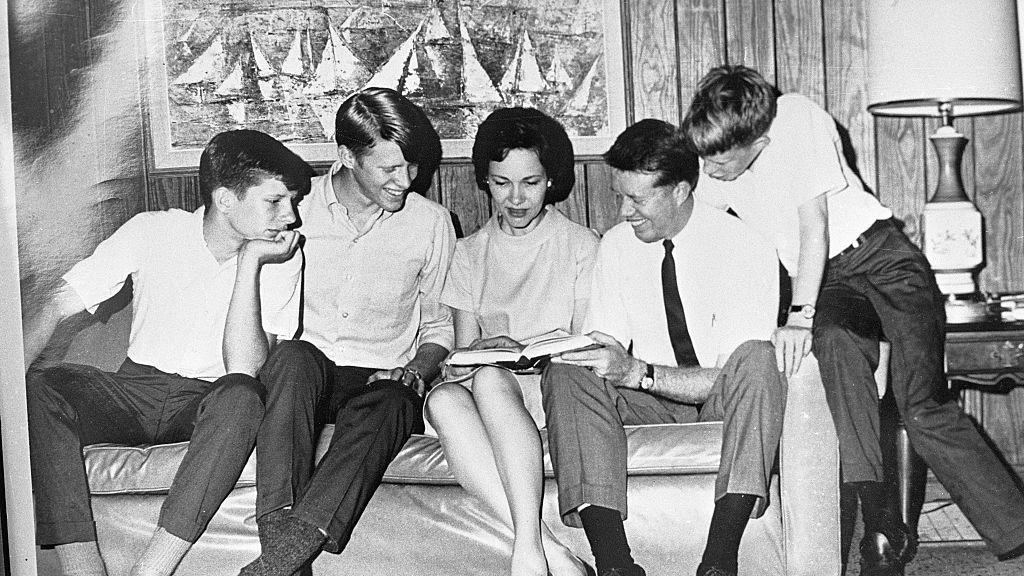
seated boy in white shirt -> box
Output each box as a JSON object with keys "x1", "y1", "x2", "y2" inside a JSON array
[{"x1": 23, "y1": 129, "x2": 312, "y2": 576}]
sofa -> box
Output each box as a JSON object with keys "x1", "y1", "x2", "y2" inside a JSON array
[{"x1": 36, "y1": 303, "x2": 841, "y2": 576}]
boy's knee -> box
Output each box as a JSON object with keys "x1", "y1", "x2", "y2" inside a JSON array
[
  {"x1": 735, "y1": 339, "x2": 775, "y2": 366},
  {"x1": 365, "y1": 379, "x2": 419, "y2": 412},
  {"x1": 811, "y1": 322, "x2": 853, "y2": 352},
  {"x1": 215, "y1": 373, "x2": 267, "y2": 406},
  {"x1": 25, "y1": 366, "x2": 80, "y2": 417},
  {"x1": 262, "y1": 339, "x2": 321, "y2": 374},
  {"x1": 541, "y1": 363, "x2": 582, "y2": 396}
]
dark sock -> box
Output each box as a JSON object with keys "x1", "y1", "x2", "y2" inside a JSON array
[
  {"x1": 257, "y1": 508, "x2": 291, "y2": 552},
  {"x1": 240, "y1": 514, "x2": 326, "y2": 576},
  {"x1": 579, "y1": 505, "x2": 634, "y2": 573},
  {"x1": 700, "y1": 493, "x2": 757, "y2": 573},
  {"x1": 852, "y1": 481, "x2": 895, "y2": 533}
]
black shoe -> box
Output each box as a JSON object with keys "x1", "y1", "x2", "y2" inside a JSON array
[
  {"x1": 696, "y1": 563, "x2": 737, "y2": 576},
  {"x1": 598, "y1": 564, "x2": 646, "y2": 576},
  {"x1": 859, "y1": 518, "x2": 918, "y2": 576}
]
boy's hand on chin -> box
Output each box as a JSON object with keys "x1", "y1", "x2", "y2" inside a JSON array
[{"x1": 242, "y1": 230, "x2": 301, "y2": 265}]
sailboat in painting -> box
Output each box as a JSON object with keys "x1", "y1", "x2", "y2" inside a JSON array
[
  {"x1": 162, "y1": 0, "x2": 611, "y2": 147},
  {"x1": 304, "y1": 19, "x2": 372, "y2": 138},
  {"x1": 499, "y1": 28, "x2": 548, "y2": 107}
]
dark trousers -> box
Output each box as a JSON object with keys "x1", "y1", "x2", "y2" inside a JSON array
[
  {"x1": 254, "y1": 340, "x2": 423, "y2": 554},
  {"x1": 812, "y1": 219, "x2": 1024, "y2": 555},
  {"x1": 27, "y1": 359, "x2": 265, "y2": 546},
  {"x1": 541, "y1": 340, "x2": 786, "y2": 527}
]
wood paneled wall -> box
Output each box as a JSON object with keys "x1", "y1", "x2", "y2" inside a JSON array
[
  {"x1": 148, "y1": 0, "x2": 1022, "y2": 294},
  {"x1": 13, "y1": 1, "x2": 1024, "y2": 469}
]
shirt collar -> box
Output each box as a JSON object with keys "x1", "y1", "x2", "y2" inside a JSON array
[{"x1": 320, "y1": 161, "x2": 395, "y2": 227}]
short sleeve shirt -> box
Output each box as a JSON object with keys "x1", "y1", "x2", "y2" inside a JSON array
[
  {"x1": 63, "y1": 208, "x2": 302, "y2": 381},
  {"x1": 440, "y1": 206, "x2": 599, "y2": 343},
  {"x1": 695, "y1": 93, "x2": 892, "y2": 274}
]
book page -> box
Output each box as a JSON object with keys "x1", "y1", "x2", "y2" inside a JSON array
[
  {"x1": 446, "y1": 347, "x2": 522, "y2": 366},
  {"x1": 520, "y1": 334, "x2": 598, "y2": 359}
]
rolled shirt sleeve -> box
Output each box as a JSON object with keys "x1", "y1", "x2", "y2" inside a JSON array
[{"x1": 259, "y1": 249, "x2": 304, "y2": 340}]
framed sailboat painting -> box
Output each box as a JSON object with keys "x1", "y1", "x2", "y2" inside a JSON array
[{"x1": 141, "y1": 0, "x2": 628, "y2": 169}]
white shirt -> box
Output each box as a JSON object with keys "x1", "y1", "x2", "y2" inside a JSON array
[
  {"x1": 585, "y1": 201, "x2": 778, "y2": 368},
  {"x1": 695, "y1": 93, "x2": 892, "y2": 274},
  {"x1": 297, "y1": 161, "x2": 456, "y2": 368},
  {"x1": 441, "y1": 206, "x2": 599, "y2": 342},
  {"x1": 63, "y1": 208, "x2": 302, "y2": 381}
]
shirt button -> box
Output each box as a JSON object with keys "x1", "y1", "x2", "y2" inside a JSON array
[{"x1": 342, "y1": 312, "x2": 349, "y2": 318}]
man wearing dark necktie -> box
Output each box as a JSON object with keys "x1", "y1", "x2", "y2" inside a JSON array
[{"x1": 542, "y1": 120, "x2": 784, "y2": 576}]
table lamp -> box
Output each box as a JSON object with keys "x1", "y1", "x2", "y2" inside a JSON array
[{"x1": 866, "y1": 0, "x2": 1023, "y2": 310}]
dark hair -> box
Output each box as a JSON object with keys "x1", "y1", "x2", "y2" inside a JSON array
[
  {"x1": 681, "y1": 65, "x2": 779, "y2": 156},
  {"x1": 603, "y1": 119, "x2": 698, "y2": 189},
  {"x1": 198, "y1": 130, "x2": 315, "y2": 208},
  {"x1": 471, "y1": 107, "x2": 575, "y2": 204},
  {"x1": 334, "y1": 87, "x2": 442, "y2": 194}
]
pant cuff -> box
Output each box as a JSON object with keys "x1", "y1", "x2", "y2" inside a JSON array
[
  {"x1": 256, "y1": 489, "x2": 297, "y2": 522},
  {"x1": 558, "y1": 481, "x2": 627, "y2": 529},
  {"x1": 991, "y1": 517, "x2": 1024, "y2": 558},
  {"x1": 36, "y1": 520, "x2": 97, "y2": 547}
]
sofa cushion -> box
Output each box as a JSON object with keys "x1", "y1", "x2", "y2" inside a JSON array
[{"x1": 85, "y1": 421, "x2": 723, "y2": 495}]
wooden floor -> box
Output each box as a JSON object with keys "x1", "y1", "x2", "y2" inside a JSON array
[
  {"x1": 846, "y1": 488, "x2": 1022, "y2": 576},
  {"x1": 917, "y1": 500, "x2": 982, "y2": 543}
]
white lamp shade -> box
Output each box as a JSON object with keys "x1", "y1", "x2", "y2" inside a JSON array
[{"x1": 867, "y1": 0, "x2": 1023, "y2": 117}]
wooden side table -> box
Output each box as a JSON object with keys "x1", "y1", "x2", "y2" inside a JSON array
[
  {"x1": 894, "y1": 319, "x2": 1024, "y2": 532},
  {"x1": 945, "y1": 319, "x2": 1024, "y2": 386}
]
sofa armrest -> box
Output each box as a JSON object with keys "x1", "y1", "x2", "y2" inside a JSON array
[{"x1": 780, "y1": 354, "x2": 840, "y2": 576}]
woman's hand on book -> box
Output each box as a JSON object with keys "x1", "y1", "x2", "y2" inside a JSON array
[
  {"x1": 467, "y1": 335, "x2": 524, "y2": 351},
  {"x1": 440, "y1": 352, "x2": 476, "y2": 380}
]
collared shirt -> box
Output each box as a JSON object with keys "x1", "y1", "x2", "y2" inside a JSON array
[
  {"x1": 441, "y1": 206, "x2": 599, "y2": 342},
  {"x1": 584, "y1": 201, "x2": 778, "y2": 368},
  {"x1": 296, "y1": 161, "x2": 456, "y2": 368},
  {"x1": 63, "y1": 207, "x2": 302, "y2": 381},
  {"x1": 695, "y1": 93, "x2": 892, "y2": 274}
]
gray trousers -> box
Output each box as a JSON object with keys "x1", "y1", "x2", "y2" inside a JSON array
[
  {"x1": 27, "y1": 359, "x2": 264, "y2": 546},
  {"x1": 813, "y1": 220, "x2": 1024, "y2": 555},
  {"x1": 254, "y1": 340, "x2": 423, "y2": 554},
  {"x1": 541, "y1": 340, "x2": 786, "y2": 528}
]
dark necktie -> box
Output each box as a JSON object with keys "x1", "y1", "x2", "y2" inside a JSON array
[{"x1": 662, "y1": 239, "x2": 699, "y2": 366}]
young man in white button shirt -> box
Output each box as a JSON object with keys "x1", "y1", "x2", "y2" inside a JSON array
[
  {"x1": 541, "y1": 120, "x2": 784, "y2": 576},
  {"x1": 242, "y1": 88, "x2": 456, "y2": 576},
  {"x1": 23, "y1": 130, "x2": 311, "y2": 576}
]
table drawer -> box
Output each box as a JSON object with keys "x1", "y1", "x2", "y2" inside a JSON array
[{"x1": 946, "y1": 340, "x2": 1024, "y2": 373}]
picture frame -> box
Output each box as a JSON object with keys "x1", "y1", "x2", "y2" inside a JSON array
[{"x1": 141, "y1": 0, "x2": 629, "y2": 170}]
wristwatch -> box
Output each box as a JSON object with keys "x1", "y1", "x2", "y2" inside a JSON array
[
  {"x1": 789, "y1": 303, "x2": 816, "y2": 319},
  {"x1": 639, "y1": 362, "x2": 655, "y2": 391}
]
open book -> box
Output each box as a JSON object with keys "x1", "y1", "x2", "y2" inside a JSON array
[{"x1": 446, "y1": 333, "x2": 600, "y2": 372}]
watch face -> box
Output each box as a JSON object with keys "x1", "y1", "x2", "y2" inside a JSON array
[
  {"x1": 801, "y1": 304, "x2": 816, "y2": 319},
  {"x1": 640, "y1": 376, "x2": 654, "y2": 390}
]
